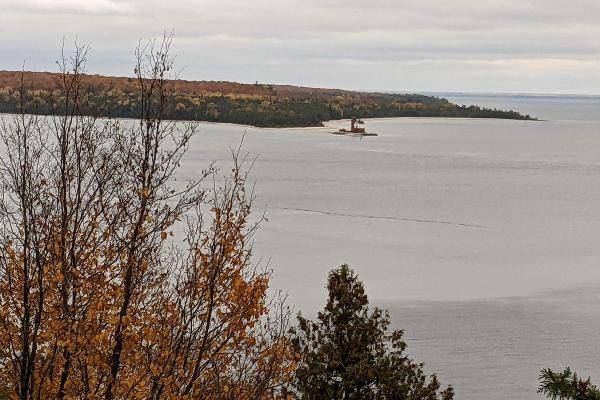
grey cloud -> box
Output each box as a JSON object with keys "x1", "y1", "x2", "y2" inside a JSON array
[
  {"x1": 0, "y1": 0, "x2": 134, "y2": 14},
  {"x1": 1, "y1": 0, "x2": 600, "y2": 93}
]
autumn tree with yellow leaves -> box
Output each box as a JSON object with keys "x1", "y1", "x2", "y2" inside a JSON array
[{"x1": 0, "y1": 35, "x2": 294, "y2": 400}]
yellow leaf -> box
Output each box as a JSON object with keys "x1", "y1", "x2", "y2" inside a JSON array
[{"x1": 140, "y1": 187, "x2": 150, "y2": 198}]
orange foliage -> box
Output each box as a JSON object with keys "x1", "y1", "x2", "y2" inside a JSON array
[
  {"x1": 0, "y1": 36, "x2": 294, "y2": 400},
  {"x1": 0, "y1": 69, "x2": 364, "y2": 102}
]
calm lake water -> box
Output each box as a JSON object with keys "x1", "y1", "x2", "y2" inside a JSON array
[{"x1": 181, "y1": 94, "x2": 600, "y2": 400}]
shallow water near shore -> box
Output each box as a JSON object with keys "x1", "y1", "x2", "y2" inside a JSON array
[{"x1": 181, "y1": 94, "x2": 600, "y2": 400}]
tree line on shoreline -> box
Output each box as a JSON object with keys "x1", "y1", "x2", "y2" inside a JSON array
[
  {"x1": 0, "y1": 72, "x2": 533, "y2": 129},
  {"x1": 0, "y1": 37, "x2": 590, "y2": 400}
]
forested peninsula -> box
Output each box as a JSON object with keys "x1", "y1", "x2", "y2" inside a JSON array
[{"x1": 0, "y1": 70, "x2": 534, "y2": 127}]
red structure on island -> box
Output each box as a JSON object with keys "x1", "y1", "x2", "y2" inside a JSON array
[
  {"x1": 350, "y1": 117, "x2": 366, "y2": 133},
  {"x1": 333, "y1": 117, "x2": 378, "y2": 136}
]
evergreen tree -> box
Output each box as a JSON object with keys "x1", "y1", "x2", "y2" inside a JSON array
[
  {"x1": 289, "y1": 265, "x2": 454, "y2": 400},
  {"x1": 539, "y1": 368, "x2": 600, "y2": 400}
]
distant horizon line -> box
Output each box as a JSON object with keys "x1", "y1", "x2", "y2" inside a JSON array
[{"x1": 413, "y1": 91, "x2": 600, "y2": 98}]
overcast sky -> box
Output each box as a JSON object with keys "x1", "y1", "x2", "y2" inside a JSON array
[{"x1": 1, "y1": 0, "x2": 600, "y2": 94}]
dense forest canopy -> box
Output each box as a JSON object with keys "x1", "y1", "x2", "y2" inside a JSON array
[{"x1": 0, "y1": 70, "x2": 534, "y2": 128}]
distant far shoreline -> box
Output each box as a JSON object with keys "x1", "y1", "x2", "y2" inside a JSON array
[
  {"x1": 0, "y1": 112, "x2": 539, "y2": 133},
  {"x1": 0, "y1": 70, "x2": 535, "y2": 127},
  {"x1": 418, "y1": 91, "x2": 600, "y2": 99}
]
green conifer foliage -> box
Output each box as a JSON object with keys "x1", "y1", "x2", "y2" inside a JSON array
[
  {"x1": 539, "y1": 368, "x2": 600, "y2": 400},
  {"x1": 289, "y1": 265, "x2": 454, "y2": 400}
]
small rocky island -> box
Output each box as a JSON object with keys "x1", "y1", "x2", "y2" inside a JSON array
[{"x1": 333, "y1": 118, "x2": 379, "y2": 137}]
